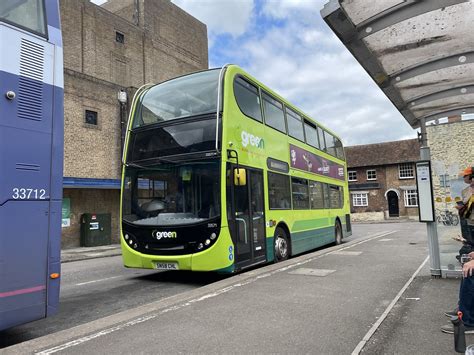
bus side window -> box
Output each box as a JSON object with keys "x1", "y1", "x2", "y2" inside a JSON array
[
  {"x1": 317, "y1": 126, "x2": 326, "y2": 152},
  {"x1": 262, "y1": 91, "x2": 286, "y2": 134},
  {"x1": 322, "y1": 183, "x2": 330, "y2": 209},
  {"x1": 329, "y1": 185, "x2": 342, "y2": 209},
  {"x1": 325, "y1": 131, "x2": 336, "y2": 156},
  {"x1": 309, "y1": 180, "x2": 324, "y2": 209},
  {"x1": 304, "y1": 120, "x2": 319, "y2": 150},
  {"x1": 268, "y1": 172, "x2": 291, "y2": 209},
  {"x1": 335, "y1": 138, "x2": 345, "y2": 160},
  {"x1": 286, "y1": 107, "x2": 305, "y2": 142},
  {"x1": 291, "y1": 177, "x2": 309, "y2": 210},
  {"x1": 234, "y1": 77, "x2": 263, "y2": 122}
]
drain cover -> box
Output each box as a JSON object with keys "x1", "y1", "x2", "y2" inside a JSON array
[{"x1": 288, "y1": 268, "x2": 336, "y2": 277}]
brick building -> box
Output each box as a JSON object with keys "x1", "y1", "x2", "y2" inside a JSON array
[
  {"x1": 345, "y1": 139, "x2": 421, "y2": 222},
  {"x1": 60, "y1": 0, "x2": 208, "y2": 248}
]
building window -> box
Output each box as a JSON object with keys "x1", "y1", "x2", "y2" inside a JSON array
[
  {"x1": 439, "y1": 174, "x2": 451, "y2": 187},
  {"x1": 366, "y1": 169, "x2": 377, "y2": 180},
  {"x1": 85, "y1": 110, "x2": 98, "y2": 125},
  {"x1": 116, "y1": 31, "x2": 125, "y2": 44},
  {"x1": 348, "y1": 171, "x2": 357, "y2": 181},
  {"x1": 352, "y1": 193, "x2": 368, "y2": 207},
  {"x1": 404, "y1": 189, "x2": 418, "y2": 207},
  {"x1": 399, "y1": 163, "x2": 414, "y2": 179}
]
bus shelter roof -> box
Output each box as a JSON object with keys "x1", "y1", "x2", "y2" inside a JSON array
[{"x1": 321, "y1": 0, "x2": 474, "y2": 129}]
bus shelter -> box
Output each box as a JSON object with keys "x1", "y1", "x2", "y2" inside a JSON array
[{"x1": 321, "y1": 0, "x2": 474, "y2": 277}]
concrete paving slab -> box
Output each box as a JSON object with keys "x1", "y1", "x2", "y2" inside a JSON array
[{"x1": 287, "y1": 268, "x2": 336, "y2": 277}]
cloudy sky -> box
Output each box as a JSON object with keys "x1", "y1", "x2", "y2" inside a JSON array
[
  {"x1": 94, "y1": 0, "x2": 418, "y2": 146},
  {"x1": 169, "y1": 0, "x2": 418, "y2": 147}
]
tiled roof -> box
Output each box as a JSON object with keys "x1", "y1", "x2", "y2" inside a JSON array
[{"x1": 345, "y1": 139, "x2": 421, "y2": 168}]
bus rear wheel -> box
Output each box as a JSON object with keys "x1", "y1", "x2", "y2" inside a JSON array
[
  {"x1": 335, "y1": 221, "x2": 343, "y2": 245},
  {"x1": 274, "y1": 227, "x2": 289, "y2": 262}
]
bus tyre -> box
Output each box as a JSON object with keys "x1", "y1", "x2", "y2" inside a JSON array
[
  {"x1": 335, "y1": 221, "x2": 343, "y2": 245},
  {"x1": 274, "y1": 227, "x2": 289, "y2": 262}
]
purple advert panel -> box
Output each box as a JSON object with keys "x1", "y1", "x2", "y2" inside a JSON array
[{"x1": 289, "y1": 144, "x2": 345, "y2": 181}]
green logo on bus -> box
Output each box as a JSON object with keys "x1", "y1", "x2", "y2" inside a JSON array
[
  {"x1": 241, "y1": 131, "x2": 264, "y2": 149},
  {"x1": 153, "y1": 231, "x2": 177, "y2": 240}
]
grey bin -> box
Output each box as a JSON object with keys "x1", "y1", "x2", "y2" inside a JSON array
[{"x1": 80, "y1": 213, "x2": 112, "y2": 247}]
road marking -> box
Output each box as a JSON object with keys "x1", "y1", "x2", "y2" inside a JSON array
[
  {"x1": 332, "y1": 251, "x2": 362, "y2": 256},
  {"x1": 378, "y1": 238, "x2": 393, "y2": 242},
  {"x1": 351, "y1": 255, "x2": 429, "y2": 355},
  {"x1": 34, "y1": 230, "x2": 398, "y2": 354},
  {"x1": 75, "y1": 276, "x2": 121, "y2": 286}
]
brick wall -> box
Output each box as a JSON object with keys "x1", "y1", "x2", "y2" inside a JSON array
[
  {"x1": 62, "y1": 189, "x2": 120, "y2": 248},
  {"x1": 59, "y1": 0, "x2": 208, "y2": 247},
  {"x1": 63, "y1": 70, "x2": 123, "y2": 179}
]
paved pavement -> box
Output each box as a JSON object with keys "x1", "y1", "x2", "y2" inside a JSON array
[
  {"x1": 61, "y1": 245, "x2": 122, "y2": 263},
  {"x1": 4, "y1": 222, "x2": 472, "y2": 354}
]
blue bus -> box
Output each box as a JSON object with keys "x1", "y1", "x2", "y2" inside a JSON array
[{"x1": 0, "y1": 0, "x2": 63, "y2": 330}]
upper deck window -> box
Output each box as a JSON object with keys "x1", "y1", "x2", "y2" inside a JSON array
[
  {"x1": 133, "y1": 69, "x2": 220, "y2": 128},
  {"x1": 317, "y1": 126, "x2": 326, "y2": 152},
  {"x1": 286, "y1": 108, "x2": 305, "y2": 142},
  {"x1": 324, "y1": 131, "x2": 336, "y2": 156},
  {"x1": 0, "y1": 0, "x2": 47, "y2": 37},
  {"x1": 304, "y1": 120, "x2": 319, "y2": 149},
  {"x1": 335, "y1": 138, "x2": 344, "y2": 160},
  {"x1": 262, "y1": 91, "x2": 286, "y2": 133},
  {"x1": 234, "y1": 77, "x2": 262, "y2": 122}
]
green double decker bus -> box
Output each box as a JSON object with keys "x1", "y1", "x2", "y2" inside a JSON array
[{"x1": 120, "y1": 65, "x2": 351, "y2": 273}]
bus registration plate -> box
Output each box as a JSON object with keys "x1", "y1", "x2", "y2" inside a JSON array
[{"x1": 154, "y1": 262, "x2": 179, "y2": 270}]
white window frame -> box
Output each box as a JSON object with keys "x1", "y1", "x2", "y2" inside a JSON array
[
  {"x1": 366, "y1": 169, "x2": 377, "y2": 181},
  {"x1": 404, "y1": 189, "x2": 418, "y2": 207},
  {"x1": 352, "y1": 193, "x2": 368, "y2": 207},
  {"x1": 399, "y1": 163, "x2": 414, "y2": 179},
  {"x1": 348, "y1": 171, "x2": 357, "y2": 182}
]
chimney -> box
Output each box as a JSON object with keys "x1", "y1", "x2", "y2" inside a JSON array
[{"x1": 447, "y1": 115, "x2": 462, "y2": 123}]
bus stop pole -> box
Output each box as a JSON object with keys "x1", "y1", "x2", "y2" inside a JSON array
[{"x1": 419, "y1": 118, "x2": 441, "y2": 277}]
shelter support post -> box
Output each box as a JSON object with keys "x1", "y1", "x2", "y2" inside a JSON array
[{"x1": 420, "y1": 118, "x2": 441, "y2": 277}]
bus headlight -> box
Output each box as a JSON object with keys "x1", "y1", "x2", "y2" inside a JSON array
[
  {"x1": 210, "y1": 233, "x2": 217, "y2": 240},
  {"x1": 124, "y1": 233, "x2": 139, "y2": 249}
]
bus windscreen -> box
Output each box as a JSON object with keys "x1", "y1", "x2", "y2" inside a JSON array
[
  {"x1": 133, "y1": 69, "x2": 220, "y2": 128},
  {"x1": 122, "y1": 160, "x2": 220, "y2": 226}
]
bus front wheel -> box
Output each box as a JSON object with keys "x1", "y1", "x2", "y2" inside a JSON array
[
  {"x1": 274, "y1": 227, "x2": 289, "y2": 262},
  {"x1": 335, "y1": 221, "x2": 343, "y2": 245}
]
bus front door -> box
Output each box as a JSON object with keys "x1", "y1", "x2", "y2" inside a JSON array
[{"x1": 228, "y1": 166, "x2": 266, "y2": 269}]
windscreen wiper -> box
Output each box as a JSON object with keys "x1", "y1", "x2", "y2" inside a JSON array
[
  {"x1": 124, "y1": 162, "x2": 149, "y2": 169},
  {"x1": 124, "y1": 157, "x2": 174, "y2": 169}
]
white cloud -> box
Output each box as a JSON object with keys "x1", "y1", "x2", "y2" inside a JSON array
[
  {"x1": 171, "y1": 0, "x2": 254, "y2": 37},
  {"x1": 261, "y1": 0, "x2": 327, "y2": 21}
]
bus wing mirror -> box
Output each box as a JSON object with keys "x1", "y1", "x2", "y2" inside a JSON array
[{"x1": 234, "y1": 168, "x2": 247, "y2": 186}]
